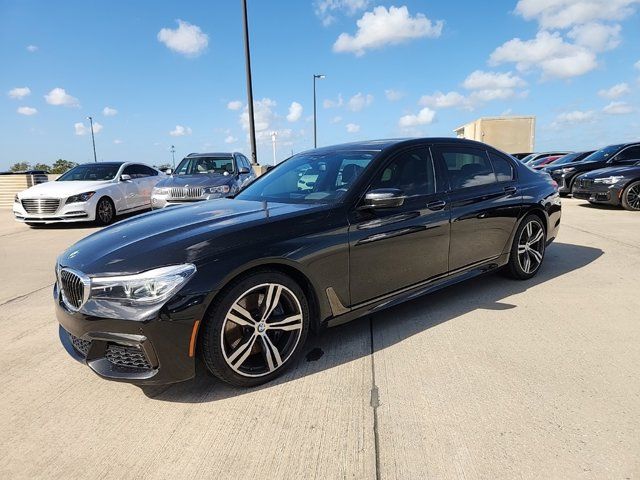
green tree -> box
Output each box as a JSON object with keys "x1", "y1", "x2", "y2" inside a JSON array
[
  {"x1": 50, "y1": 159, "x2": 78, "y2": 174},
  {"x1": 10, "y1": 162, "x2": 31, "y2": 172},
  {"x1": 33, "y1": 163, "x2": 51, "y2": 172}
]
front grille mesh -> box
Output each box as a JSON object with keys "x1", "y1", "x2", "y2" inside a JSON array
[
  {"x1": 106, "y1": 345, "x2": 152, "y2": 370},
  {"x1": 60, "y1": 270, "x2": 84, "y2": 309},
  {"x1": 169, "y1": 187, "x2": 204, "y2": 199},
  {"x1": 21, "y1": 198, "x2": 60, "y2": 214},
  {"x1": 69, "y1": 333, "x2": 91, "y2": 357}
]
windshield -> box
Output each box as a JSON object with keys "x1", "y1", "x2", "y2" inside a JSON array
[
  {"x1": 57, "y1": 164, "x2": 120, "y2": 181},
  {"x1": 235, "y1": 150, "x2": 377, "y2": 204},
  {"x1": 175, "y1": 156, "x2": 234, "y2": 175},
  {"x1": 550, "y1": 153, "x2": 578, "y2": 166},
  {"x1": 582, "y1": 144, "x2": 625, "y2": 163},
  {"x1": 521, "y1": 154, "x2": 536, "y2": 163}
]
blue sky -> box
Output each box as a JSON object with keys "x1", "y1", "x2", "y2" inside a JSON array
[{"x1": 1, "y1": 0, "x2": 639, "y2": 169}]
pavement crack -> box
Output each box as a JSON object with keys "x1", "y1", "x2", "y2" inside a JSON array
[
  {"x1": 369, "y1": 316, "x2": 382, "y2": 480},
  {"x1": 0, "y1": 283, "x2": 53, "y2": 307}
]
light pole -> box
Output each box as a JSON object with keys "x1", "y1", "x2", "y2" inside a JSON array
[
  {"x1": 170, "y1": 145, "x2": 176, "y2": 169},
  {"x1": 313, "y1": 74, "x2": 325, "y2": 148},
  {"x1": 242, "y1": 0, "x2": 258, "y2": 165},
  {"x1": 86, "y1": 116, "x2": 97, "y2": 163},
  {"x1": 271, "y1": 131, "x2": 278, "y2": 165}
]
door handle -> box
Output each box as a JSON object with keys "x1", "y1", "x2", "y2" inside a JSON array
[
  {"x1": 427, "y1": 200, "x2": 446, "y2": 211},
  {"x1": 504, "y1": 186, "x2": 517, "y2": 195}
]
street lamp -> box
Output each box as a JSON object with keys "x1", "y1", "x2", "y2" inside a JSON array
[
  {"x1": 313, "y1": 74, "x2": 325, "y2": 148},
  {"x1": 170, "y1": 145, "x2": 176, "y2": 169},
  {"x1": 86, "y1": 116, "x2": 97, "y2": 163},
  {"x1": 271, "y1": 131, "x2": 278, "y2": 165},
  {"x1": 242, "y1": 0, "x2": 258, "y2": 165}
]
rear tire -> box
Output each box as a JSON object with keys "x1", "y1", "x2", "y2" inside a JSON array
[
  {"x1": 200, "y1": 270, "x2": 310, "y2": 387},
  {"x1": 621, "y1": 181, "x2": 640, "y2": 211},
  {"x1": 505, "y1": 215, "x2": 546, "y2": 280}
]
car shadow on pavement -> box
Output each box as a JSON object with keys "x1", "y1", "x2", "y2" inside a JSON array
[
  {"x1": 24, "y1": 209, "x2": 151, "y2": 230},
  {"x1": 142, "y1": 241, "x2": 603, "y2": 403},
  {"x1": 576, "y1": 202, "x2": 621, "y2": 211}
]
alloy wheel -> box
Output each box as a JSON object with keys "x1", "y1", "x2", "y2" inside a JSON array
[
  {"x1": 625, "y1": 183, "x2": 640, "y2": 210},
  {"x1": 220, "y1": 283, "x2": 304, "y2": 377},
  {"x1": 517, "y1": 220, "x2": 545, "y2": 274},
  {"x1": 97, "y1": 199, "x2": 114, "y2": 224}
]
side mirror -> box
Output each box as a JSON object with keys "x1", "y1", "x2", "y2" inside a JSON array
[
  {"x1": 363, "y1": 188, "x2": 406, "y2": 209},
  {"x1": 120, "y1": 174, "x2": 132, "y2": 182},
  {"x1": 165, "y1": 168, "x2": 172, "y2": 175},
  {"x1": 238, "y1": 167, "x2": 250, "y2": 175}
]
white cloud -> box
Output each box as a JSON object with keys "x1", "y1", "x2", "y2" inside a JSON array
[
  {"x1": 286, "y1": 101, "x2": 303, "y2": 122},
  {"x1": 346, "y1": 123, "x2": 361, "y2": 133},
  {"x1": 331, "y1": 116, "x2": 343, "y2": 124},
  {"x1": 419, "y1": 91, "x2": 467, "y2": 108},
  {"x1": 333, "y1": 6, "x2": 443, "y2": 56},
  {"x1": 113, "y1": 139, "x2": 123, "y2": 144},
  {"x1": 74, "y1": 121, "x2": 103, "y2": 135},
  {"x1": 603, "y1": 101, "x2": 634, "y2": 114},
  {"x1": 224, "y1": 135, "x2": 238, "y2": 144},
  {"x1": 45, "y1": 87, "x2": 80, "y2": 107},
  {"x1": 553, "y1": 110, "x2": 596, "y2": 125},
  {"x1": 17, "y1": 106, "x2": 37, "y2": 116},
  {"x1": 489, "y1": 31, "x2": 597, "y2": 79},
  {"x1": 26, "y1": 45, "x2": 38, "y2": 52},
  {"x1": 227, "y1": 100, "x2": 243, "y2": 110},
  {"x1": 598, "y1": 82, "x2": 630, "y2": 99},
  {"x1": 385, "y1": 89, "x2": 405, "y2": 101},
  {"x1": 8, "y1": 87, "x2": 31, "y2": 99},
  {"x1": 399, "y1": 107, "x2": 436, "y2": 127},
  {"x1": 240, "y1": 98, "x2": 276, "y2": 133},
  {"x1": 157, "y1": 20, "x2": 209, "y2": 57},
  {"x1": 169, "y1": 125, "x2": 192, "y2": 136},
  {"x1": 463, "y1": 70, "x2": 527, "y2": 90},
  {"x1": 314, "y1": 0, "x2": 370, "y2": 26},
  {"x1": 347, "y1": 92, "x2": 373, "y2": 111},
  {"x1": 102, "y1": 106, "x2": 118, "y2": 116},
  {"x1": 567, "y1": 22, "x2": 621, "y2": 52},
  {"x1": 514, "y1": 0, "x2": 640, "y2": 30},
  {"x1": 323, "y1": 94, "x2": 344, "y2": 108}
]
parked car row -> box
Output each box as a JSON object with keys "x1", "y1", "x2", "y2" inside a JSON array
[
  {"x1": 518, "y1": 142, "x2": 640, "y2": 211},
  {"x1": 12, "y1": 152, "x2": 256, "y2": 225}
]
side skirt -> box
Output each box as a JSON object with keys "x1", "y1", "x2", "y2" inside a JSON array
[{"x1": 324, "y1": 253, "x2": 509, "y2": 328}]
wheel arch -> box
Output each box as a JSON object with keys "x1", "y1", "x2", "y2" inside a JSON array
[{"x1": 95, "y1": 194, "x2": 116, "y2": 217}]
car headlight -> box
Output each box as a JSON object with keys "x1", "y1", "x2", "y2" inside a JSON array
[
  {"x1": 89, "y1": 264, "x2": 196, "y2": 306},
  {"x1": 594, "y1": 175, "x2": 624, "y2": 185},
  {"x1": 66, "y1": 191, "x2": 96, "y2": 204},
  {"x1": 203, "y1": 185, "x2": 230, "y2": 195},
  {"x1": 152, "y1": 187, "x2": 169, "y2": 195},
  {"x1": 561, "y1": 167, "x2": 575, "y2": 174},
  {"x1": 14, "y1": 194, "x2": 19, "y2": 203}
]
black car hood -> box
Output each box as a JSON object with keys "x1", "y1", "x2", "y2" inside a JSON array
[
  {"x1": 581, "y1": 165, "x2": 640, "y2": 179},
  {"x1": 155, "y1": 173, "x2": 233, "y2": 188},
  {"x1": 59, "y1": 199, "x2": 323, "y2": 275}
]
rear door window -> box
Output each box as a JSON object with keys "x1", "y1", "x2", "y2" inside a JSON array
[
  {"x1": 436, "y1": 147, "x2": 496, "y2": 190},
  {"x1": 488, "y1": 153, "x2": 515, "y2": 182}
]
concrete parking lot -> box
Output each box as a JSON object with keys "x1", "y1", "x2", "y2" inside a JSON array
[{"x1": 0, "y1": 198, "x2": 638, "y2": 479}]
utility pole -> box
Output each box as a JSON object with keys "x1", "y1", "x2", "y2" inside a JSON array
[
  {"x1": 242, "y1": 0, "x2": 258, "y2": 165},
  {"x1": 86, "y1": 116, "x2": 97, "y2": 163},
  {"x1": 313, "y1": 74, "x2": 325, "y2": 148}
]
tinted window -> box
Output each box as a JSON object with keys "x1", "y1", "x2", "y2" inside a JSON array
[
  {"x1": 174, "y1": 156, "x2": 235, "y2": 175},
  {"x1": 58, "y1": 164, "x2": 121, "y2": 181},
  {"x1": 122, "y1": 165, "x2": 136, "y2": 177},
  {"x1": 370, "y1": 148, "x2": 435, "y2": 196},
  {"x1": 141, "y1": 165, "x2": 158, "y2": 176},
  {"x1": 239, "y1": 155, "x2": 251, "y2": 171},
  {"x1": 132, "y1": 165, "x2": 150, "y2": 178},
  {"x1": 616, "y1": 146, "x2": 640, "y2": 162},
  {"x1": 438, "y1": 147, "x2": 495, "y2": 189},
  {"x1": 489, "y1": 153, "x2": 515, "y2": 182}
]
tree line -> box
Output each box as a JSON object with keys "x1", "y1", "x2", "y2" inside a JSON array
[{"x1": 9, "y1": 159, "x2": 78, "y2": 174}]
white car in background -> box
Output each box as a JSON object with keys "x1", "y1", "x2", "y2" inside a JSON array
[{"x1": 13, "y1": 162, "x2": 164, "y2": 226}]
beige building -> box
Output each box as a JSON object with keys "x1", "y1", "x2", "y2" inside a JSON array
[{"x1": 454, "y1": 116, "x2": 535, "y2": 154}]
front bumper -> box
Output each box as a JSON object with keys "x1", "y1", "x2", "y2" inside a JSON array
[
  {"x1": 572, "y1": 181, "x2": 623, "y2": 206},
  {"x1": 13, "y1": 198, "x2": 95, "y2": 223},
  {"x1": 54, "y1": 283, "x2": 198, "y2": 385}
]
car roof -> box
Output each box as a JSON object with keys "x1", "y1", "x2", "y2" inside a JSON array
[
  {"x1": 77, "y1": 162, "x2": 125, "y2": 167},
  {"x1": 306, "y1": 137, "x2": 499, "y2": 155},
  {"x1": 186, "y1": 152, "x2": 235, "y2": 158}
]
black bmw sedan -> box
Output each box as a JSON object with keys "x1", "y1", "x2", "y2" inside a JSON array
[
  {"x1": 55, "y1": 138, "x2": 561, "y2": 387},
  {"x1": 572, "y1": 160, "x2": 640, "y2": 210}
]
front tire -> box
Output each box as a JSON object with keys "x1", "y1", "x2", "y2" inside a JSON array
[
  {"x1": 200, "y1": 270, "x2": 310, "y2": 387},
  {"x1": 95, "y1": 197, "x2": 115, "y2": 226},
  {"x1": 505, "y1": 215, "x2": 546, "y2": 280},
  {"x1": 621, "y1": 181, "x2": 640, "y2": 211}
]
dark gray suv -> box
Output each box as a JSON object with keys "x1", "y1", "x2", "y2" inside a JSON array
[{"x1": 151, "y1": 152, "x2": 255, "y2": 208}]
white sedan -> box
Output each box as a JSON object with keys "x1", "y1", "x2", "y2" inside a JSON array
[{"x1": 13, "y1": 162, "x2": 164, "y2": 226}]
